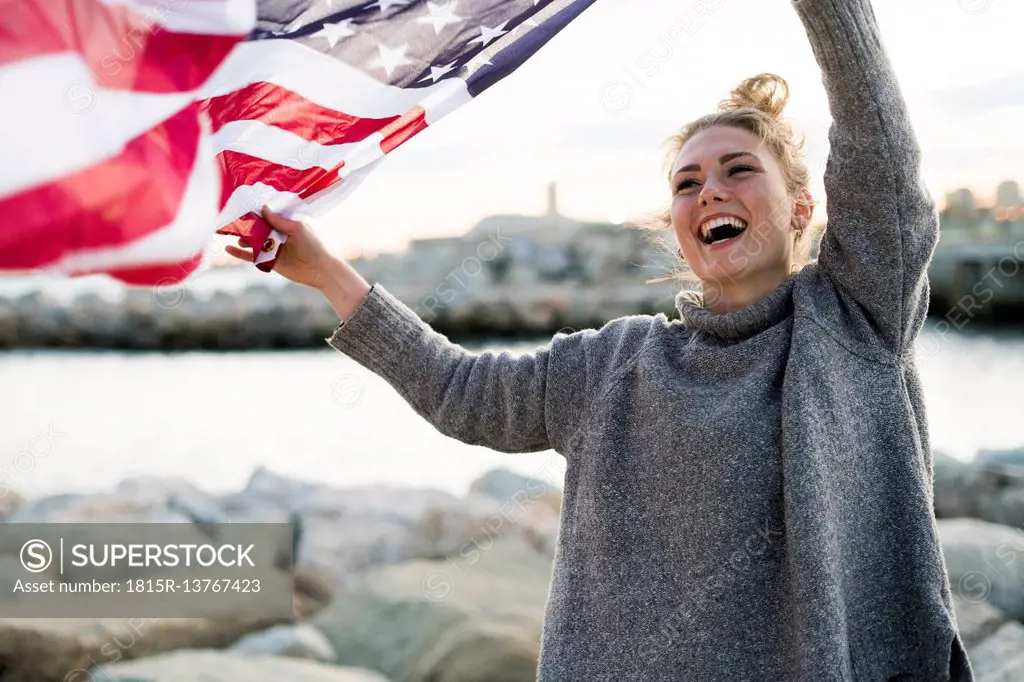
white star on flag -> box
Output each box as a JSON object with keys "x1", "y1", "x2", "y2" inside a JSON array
[
  {"x1": 466, "y1": 50, "x2": 493, "y2": 71},
  {"x1": 313, "y1": 19, "x2": 357, "y2": 47},
  {"x1": 371, "y1": 41, "x2": 413, "y2": 77},
  {"x1": 470, "y1": 21, "x2": 508, "y2": 47},
  {"x1": 511, "y1": 18, "x2": 538, "y2": 36},
  {"x1": 419, "y1": 60, "x2": 458, "y2": 83},
  {"x1": 415, "y1": 1, "x2": 463, "y2": 36},
  {"x1": 371, "y1": 0, "x2": 411, "y2": 13}
]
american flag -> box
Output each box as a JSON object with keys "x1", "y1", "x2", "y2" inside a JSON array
[{"x1": 0, "y1": 0, "x2": 596, "y2": 285}]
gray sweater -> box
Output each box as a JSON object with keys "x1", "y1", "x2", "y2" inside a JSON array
[{"x1": 325, "y1": 0, "x2": 973, "y2": 679}]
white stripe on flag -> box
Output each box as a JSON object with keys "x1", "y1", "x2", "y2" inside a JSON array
[
  {"x1": 217, "y1": 183, "x2": 304, "y2": 227},
  {"x1": 97, "y1": 0, "x2": 256, "y2": 35},
  {"x1": 336, "y1": 133, "x2": 385, "y2": 179},
  {"x1": 211, "y1": 120, "x2": 359, "y2": 171}
]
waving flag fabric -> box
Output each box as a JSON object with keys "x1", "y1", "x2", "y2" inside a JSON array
[
  {"x1": 0, "y1": 0, "x2": 255, "y2": 285},
  {"x1": 0, "y1": 0, "x2": 597, "y2": 286}
]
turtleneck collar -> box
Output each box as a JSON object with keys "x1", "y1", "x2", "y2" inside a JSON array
[{"x1": 673, "y1": 275, "x2": 797, "y2": 341}]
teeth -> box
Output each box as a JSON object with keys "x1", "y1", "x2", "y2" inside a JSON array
[{"x1": 700, "y1": 216, "x2": 748, "y2": 242}]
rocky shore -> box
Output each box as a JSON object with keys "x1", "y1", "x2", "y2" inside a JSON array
[{"x1": 0, "y1": 449, "x2": 1023, "y2": 681}]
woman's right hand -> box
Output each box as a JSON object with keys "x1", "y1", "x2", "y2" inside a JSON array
[
  {"x1": 225, "y1": 206, "x2": 371, "y2": 320},
  {"x1": 224, "y1": 206, "x2": 335, "y2": 290}
]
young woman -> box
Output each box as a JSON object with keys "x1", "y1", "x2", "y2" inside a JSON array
[{"x1": 227, "y1": 0, "x2": 972, "y2": 679}]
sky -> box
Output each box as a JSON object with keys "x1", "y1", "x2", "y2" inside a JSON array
[{"x1": 308, "y1": 0, "x2": 1023, "y2": 258}]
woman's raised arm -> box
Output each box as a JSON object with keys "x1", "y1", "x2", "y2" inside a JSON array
[
  {"x1": 792, "y1": 0, "x2": 939, "y2": 354},
  {"x1": 324, "y1": 281, "x2": 651, "y2": 455}
]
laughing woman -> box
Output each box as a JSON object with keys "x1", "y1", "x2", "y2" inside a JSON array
[{"x1": 228, "y1": 0, "x2": 972, "y2": 679}]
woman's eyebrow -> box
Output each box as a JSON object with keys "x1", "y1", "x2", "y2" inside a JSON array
[{"x1": 671, "y1": 151, "x2": 760, "y2": 176}]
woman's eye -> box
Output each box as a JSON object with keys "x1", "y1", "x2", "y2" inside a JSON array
[
  {"x1": 675, "y1": 180, "x2": 698, "y2": 192},
  {"x1": 730, "y1": 165, "x2": 755, "y2": 175}
]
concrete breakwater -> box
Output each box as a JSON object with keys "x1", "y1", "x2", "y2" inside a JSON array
[
  {"x1": 2, "y1": 226, "x2": 1022, "y2": 350},
  {"x1": 0, "y1": 279, "x2": 683, "y2": 350}
]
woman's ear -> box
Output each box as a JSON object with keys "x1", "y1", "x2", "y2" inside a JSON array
[{"x1": 792, "y1": 187, "x2": 814, "y2": 231}]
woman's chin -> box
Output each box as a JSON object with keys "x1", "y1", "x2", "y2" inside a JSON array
[{"x1": 694, "y1": 261, "x2": 750, "y2": 285}]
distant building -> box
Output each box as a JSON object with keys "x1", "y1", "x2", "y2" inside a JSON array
[
  {"x1": 392, "y1": 182, "x2": 670, "y2": 290},
  {"x1": 943, "y1": 188, "x2": 978, "y2": 222},
  {"x1": 464, "y1": 181, "x2": 580, "y2": 247},
  {"x1": 995, "y1": 180, "x2": 1022, "y2": 209},
  {"x1": 994, "y1": 180, "x2": 1023, "y2": 222}
]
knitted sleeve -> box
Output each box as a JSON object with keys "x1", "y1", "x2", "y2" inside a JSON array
[
  {"x1": 793, "y1": 0, "x2": 939, "y2": 355},
  {"x1": 324, "y1": 283, "x2": 653, "y2": 456}
]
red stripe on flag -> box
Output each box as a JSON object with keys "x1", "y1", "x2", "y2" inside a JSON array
[
  {"x1": 379, "y1": 105, "x2": 428, "y2": 154},
  {"x1": 215, "y1": 149, "x2": 343, "y2": 206},
  {"x1": 203, "y1": 81, "x2": 401, "y2": 144},
  {"x1": 72, "y1": 250, "x2": 205, "y2": 286},
  {"x1": 3, "y1": 0, "x2": 239, "y2": 92},
  {"x1": 0, "y1": 103, "x2": 203, "y2": 269},
  {"x1": 299, "y1": 167, "x2": 344, "y2": 199}
]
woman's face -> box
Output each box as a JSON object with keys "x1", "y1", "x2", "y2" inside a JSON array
[{"x1": 670, "y1": 125, "x2": 804, "y2": 286}]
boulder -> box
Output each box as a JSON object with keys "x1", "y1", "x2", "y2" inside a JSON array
[
  {"x1": 937, "y1": 518, "x2": 1024, "y2": 621},
  {"x1": 0, "y1": 616, "x2": 287, "y2": 682},
  {"x1": 313, "y1": 536, "x2": 552, "y2": 682},
  {"x1": 933, "y1": 458, "x2": 1024, "y2": 528},
  {"x1": 5, "y1": 476, "x2": 221, "y2": 524},
  {"x1": 222, "y1": 468, "x2": 558, "y2": 587},
  {"x1": 951, "y1": 591, "x2": 1010, "y2": 650},
  {"x1": 950, "y1": 593, "x2": 1024, "y2": 681},
  {"x1": 0, "y1": 488, "x2": 27, "y2": 519},
  {"x1": 933, "y1": 450, "x2": 970, "y2": 516},
  {"x1": 468, "y1": 467, "x2": 560, "y2": 503},
  {"x1": 969, "y1": 621, "x2": 1024, "y2": 682},
  {"x1": 293, "y1": 565, "x2": 336, "y2": 620},
  {"x1": 229, "y1": 623, "x2": 336, "y2": 662},
  {"x1": 957, "y1": 466, "x2": 1024, "y2": 528},
  {"x1": 97, "y1": 650, "x2": 390, "y2": 682},
  {"x1": 3, "y1": 492, "x2": 89, "y2": 523},
  {"x1": 977, "y1": 447, "x2": 1024, "y2": 468}
]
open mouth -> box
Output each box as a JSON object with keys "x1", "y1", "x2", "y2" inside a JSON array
[{"x1": 699, "y1": 216, "x2": 748, "y2": 246}]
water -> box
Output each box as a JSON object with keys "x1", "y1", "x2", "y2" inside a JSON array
[{"x1": 1, "y1": 323, "x2": 1022, "y2": 501}]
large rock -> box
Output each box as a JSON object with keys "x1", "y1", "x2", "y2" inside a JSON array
[
  {"x1": 313, "y1": 536, "x2": 553, "y2": 682},
  {"x1": 969, "y1": 621, "x2": 1024, "y2": 682},
  {"x1": 229, "y1": 623, "x2": 336, "y2": 662},
  {"x1": 293, "y1": 565, "x2": 336, "y2": 620},
  {"x1": 950, "y1": 593, "x2": 1024, "y2": 682},
  {"x1": 98, "y1": 650, "x2": 390, "y2": 682},
  {"x1": 468, "y1": 467, "x2": 560, "y2": 504},
  {"x1": 938, "y1": 518, "x2": 1024, "y2": 621},
  {"x1": 0, "y1": 488, "x2": 26, "y2": 519},
  {"x1": 0, "y1": 617, "x2": 288, "y2": 682},
  {"x1": 951, "y1": 591, "x2": 1010, "y2": 650},
  {"x1": 977, "y1": 447, "x2": 1024, "y2": 468},
  {"x1": 221, "y1": 467, "x2": 558, "y2": 587},
  {"x1": 933, "y1": 450, "x2": 970, "y2": 516},
  {"x1": 5, "y1": 476, "x2": 222, "y2": 524},
  {"x1": 933, "y1": 457, "x2": 1024, "y2": 528}
]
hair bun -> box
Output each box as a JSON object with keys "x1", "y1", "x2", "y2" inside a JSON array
[{"x1": 718, "y1": 73, "x2": 790, "y2": 120}]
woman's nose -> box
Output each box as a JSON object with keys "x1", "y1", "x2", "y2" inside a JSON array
[{"x1": 696, "y1": 180, "x2": 729, "y2": 204}]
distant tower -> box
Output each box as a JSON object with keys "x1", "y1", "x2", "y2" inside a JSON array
[
  {"x1": 995, "y1": 180, "x2": 1022, "y2": 209},
  {"x1": 546, "y1": 182, "x2": 560, "y2": 219}
]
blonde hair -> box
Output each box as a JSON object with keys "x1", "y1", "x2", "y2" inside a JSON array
[{"x1": 633, "y1": 73, "x2": 821, "y2": 284}]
